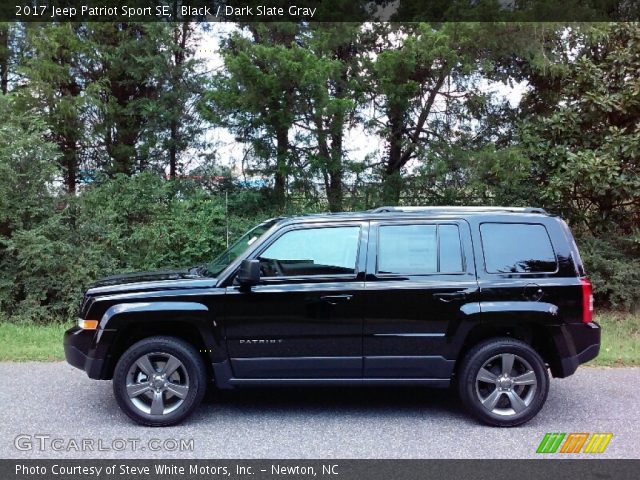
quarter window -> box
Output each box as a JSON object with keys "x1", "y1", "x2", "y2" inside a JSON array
[
  {"x1": 258, "y1": 226, "x2": 360, "y2": 277},
  {"x1": 480, "y1": 223, "x2": 557, "y2": 274},
  {"x1": 377, "y1": 224, "x2": 463, "y2": 275}
]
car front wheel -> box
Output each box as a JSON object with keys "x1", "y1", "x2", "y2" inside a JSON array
[
  {"x1": 113, "y1": 336, "x2": 207, "y2": 427},
  {"x1": 457, "y1": 337, "x2": 549, "y2": 427}
]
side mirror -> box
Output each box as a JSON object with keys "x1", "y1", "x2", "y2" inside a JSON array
[{"x1": 237, "y1": 259, "x2": 260, "y2": 288}]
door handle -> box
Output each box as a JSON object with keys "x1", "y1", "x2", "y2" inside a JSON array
[
  {"x1": 320, "y1": 294, "x2": 354, "y2": 305},
  {"x1": 433, "y1": 291, "x2": 468, "y2": 303}
]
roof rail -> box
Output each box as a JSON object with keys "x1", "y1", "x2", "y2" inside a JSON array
[{"x1": 368, "y1": 206, "x2": 548, "y2": 214}]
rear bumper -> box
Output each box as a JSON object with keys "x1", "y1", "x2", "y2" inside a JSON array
[
  {"x1": 63, "y1": 326, "x2": 105, "y2": 379},
  {"x1": 553, "y1": 322, "x2": 601, "y2": 378}
]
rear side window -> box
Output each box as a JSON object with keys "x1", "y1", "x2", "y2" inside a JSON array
[
  {"x1": 480, "y1": 223, "x2": 557, "y2": 274},
  {"x1": 377, "y1": 224, "x2": 463, "y2": 275}
]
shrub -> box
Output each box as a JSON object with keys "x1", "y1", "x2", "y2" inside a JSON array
[
  {"x1": 579, "y1": 235, "x2": 640, "y2": 313},
  {"x1": 1, "y1": 171, "x2": 274, "y2": 323}
]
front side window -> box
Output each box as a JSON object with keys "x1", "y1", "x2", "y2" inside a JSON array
[
  {"x1": 480, "y1": 223, "x2": 557, "y2": 273},
  {"x1": 377, "y1": 224, "x2": 464, "y2": 275},
  {"x1": 258, "y1": 226, "x2": 360, "y2": 277},
  {"x1": 206, "y1": 219, "x2": 277, "y2": 276}
]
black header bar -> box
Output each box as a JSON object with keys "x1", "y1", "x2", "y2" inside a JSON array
[{"x1": 2, "y1": 0, "x2": 639, "y2": 22}]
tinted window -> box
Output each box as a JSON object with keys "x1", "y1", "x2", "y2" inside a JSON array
[
  {"x1": 481, "y1": 223, "x2": 557, "y2": 273},
  {"x1": 207, "y1": 220, "x2": 276, "y2": 276},
  {"x1": 259, "y1": 226, "x2": 360, "y2": 277},
  {"x1": 377, "y1": 224, "x2": 463, "y2": 275},
  {"x1": 440, "y1": 224, "x2": 463, "y2": 272}
]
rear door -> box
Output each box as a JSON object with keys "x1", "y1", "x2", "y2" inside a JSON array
[
  {"x1": 473, "y1": 220, "x2": 581, "y2": 320},
  {"x1": 362, "y1": 219, "x2": 478, "y2": 378}
]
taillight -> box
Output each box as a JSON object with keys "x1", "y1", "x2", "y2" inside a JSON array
[{"x1": 581, "y1": 277, "x2": 594, "y2": 324}]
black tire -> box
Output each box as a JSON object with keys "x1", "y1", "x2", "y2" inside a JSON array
[
  {"x1": 113, "y1": 336, "x2": 207, "y2": 427},
  {"x1": 457, "y1": 337, "x2": 549, "y2": 427}
]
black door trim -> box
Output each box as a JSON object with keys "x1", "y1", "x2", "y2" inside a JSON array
[
  {"x1": 230, "y1": 356, "x2": 362, "y2": 378},
  {"x1": 364, "y1": 355, "x2": 455, "y2": 378}
]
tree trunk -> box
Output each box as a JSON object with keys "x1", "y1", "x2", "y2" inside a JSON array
[
  {"x1": 168, "y1": 21, "x2": 189, "y2": 180},
  {"x1": 380, "y1": 66, "x2": 448, "y2": 206},
  {"x1": 314, "y1": 110, "x2": 343, "y2": 212},
  {"x1": 326, "y1": 68, "x2": 346, "y2": 212},
  {"x1": 327, "y1": 126, "x2": 344, "y2": 212},
  {"x1": 382, "y1": 111, "x2": 405, "y2": 205},
  {"x1": 169, "y1": 120, "x2": 177, "y2": 179},
  {"x1": 63, "y1": 147, "x2": 77, "y2": 194},
  {"x1": 55, "y1": 49, "x2": 82, "y2": 194},
  {"x1": 381, "y1": 170, "x2": 402, "y2": 205},
  {"x1": 273, "y1": 126, "x2": 288, "y2": 207},
  {"x1": 327, "y1": 169, "x2": 343, "y2": 212},
  {"x1": 109, "y1": 121, "x2": 138, "y2": 175},
  {"x1": 0, "y1": 25, "x2": 8, "y2": 94}
]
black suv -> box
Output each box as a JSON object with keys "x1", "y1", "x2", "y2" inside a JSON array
[{"x1": 64, "y1": 206, "x2": 600, "y2": 427}]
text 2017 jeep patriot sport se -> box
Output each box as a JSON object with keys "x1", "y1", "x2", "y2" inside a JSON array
[{"x1": 64, "y1": 206, "x2": 600, "y2": 427}]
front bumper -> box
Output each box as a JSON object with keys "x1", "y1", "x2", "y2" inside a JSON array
[
  {"x1": 63, "y1": 326, "x2": 105, "y2": 379},
  {"x1": 553, "y1": 322, "x2": 601, "y2": 378}
]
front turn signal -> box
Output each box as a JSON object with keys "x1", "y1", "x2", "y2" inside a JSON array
[{"x1": 78, "y1": 319, "x2": 99, "y2": 330}]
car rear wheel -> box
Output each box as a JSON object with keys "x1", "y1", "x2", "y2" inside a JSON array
[
  {"x1": 113, "y1": 336, "x2": 207, "y2": 426},
  {"x1": 458, "y1": 337, "x2": 549, "y2": 427}
]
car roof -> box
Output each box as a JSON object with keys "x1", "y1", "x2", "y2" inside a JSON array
[{"x1": 271, "y1": 206, "x2": 552, "y2": 226}]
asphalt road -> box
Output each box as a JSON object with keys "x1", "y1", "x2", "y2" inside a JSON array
[{"x1": 0, "y1": 362, "x2": 638, "y2": 459}]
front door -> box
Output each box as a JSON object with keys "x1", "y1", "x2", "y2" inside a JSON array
[
  {"x1": 362, "y1": 220, "x2": 479, "y2": 378},
  {"x1": 224, "y1": 222, "x2": 368, "y2": 378}
]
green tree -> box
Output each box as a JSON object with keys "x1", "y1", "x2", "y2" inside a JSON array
[
  {"x1": 103, "y1": 20, "x2": 207, "y2": 179},
  {"x1": 515, "y1": 23, "x2": 640, "y2": 310},
  {"x1": 0, "y1": 94, "x2": 61, "y2": 317},
  {"x1": 202, "y1": 23, "x2": 304, "y2": 207},
  {"x1": 86, "y1": 23, "x2": 169, "y2": 175},
  {"x1": 364, "y1": 23, "x2": 461, "y2": 203},
  {"x1": 297, "y1": 23, "x2": 366, "y2": 211},
  {"x1": 0, "y1": 22, "x2": 23, "y2": 94},
  {"x1": 19, "y1": 23, "x2": 89, "y2": 193},
  {"x1": 518, "y1": 23, "x2": 640, "y2": 234},
  {"x1": 18, "y1": 22, "x2": 205, "y2": 189},
  {"x1": 364, "y1": 23, "x2": 552, "y2": 204},
  {"x1": 162, "y1": 21, "x2": 205, "y2": 179}
]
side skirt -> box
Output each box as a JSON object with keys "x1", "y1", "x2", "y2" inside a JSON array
[
  {"x1": 228, "y1": 378, "x2": 450, "y2": 388},
  {"x1": 211, "y1": 360, "x2": 450, "y2": 389}
]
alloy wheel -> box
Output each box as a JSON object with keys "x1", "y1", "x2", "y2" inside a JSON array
[
  {"x1": 125, "y1": 352, "x2": 190, "y2": 416},
  {"x1": 475, "y1": 353, "x2": 537, "y2": 416}
]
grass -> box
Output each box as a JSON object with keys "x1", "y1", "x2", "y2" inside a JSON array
[
  {"x1": 0, "y1": 312, "x2": 638, "y2": 365},
  {"x1": 0, "y1": 321, "x2": 70, "y2": 361},
  {"x1": 591, "y1": 311, "x2": 640, "y2": 367}
]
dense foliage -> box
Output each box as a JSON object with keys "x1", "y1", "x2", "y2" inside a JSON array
[{"x1": 0, "y1": 22, "x2": 638, "y2": 321}]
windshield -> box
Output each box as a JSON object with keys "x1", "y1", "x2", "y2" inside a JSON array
[{"x1": 205, "y1": 219, "x2": 277, "y2": 276}]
